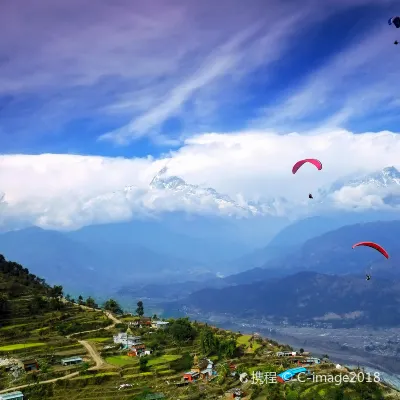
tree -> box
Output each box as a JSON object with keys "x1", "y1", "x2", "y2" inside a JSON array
[
  {"x1": 139, "y1": 356, "x2": 148, "y2": 371},
  {"x1": 0, "y1": 293, "x2": 10, "y2": 318},
  {"x1": 78, "y1": 295, "x2": 84, "y2": 305},
  {"x1": 136, "y1": 301, "x2": 144, "y2": 317},
  {"x1": 200, "y1": 328, "x2": 217, "y2": 355},
  {"x1": 80, "y1": 362, "x2": 89, "y2": 372},
  {"x1": 152, "y1": 314, "x2": 157, "y2": 319},
  {"x1": 50, "y1": 285, "x2": 63, "y2": 299},
  {"x1": 104, "y1": 298, "x2": 123, "y2": 314},
  {"x1": 85, "y1": 297, "x2": 96, "y2": 309},
  {"x1": 299, "y1": 348, "x2": 304, "y2": 354},
  {"x1": 218, "y1": 338, "x2": 237, "y2": 358},
  {"x1": 169, "y1": 318, "x2": 196, "y2": 343},
  {"x1": 65, "y1": 294, "x2": 71, "y2": 302}
]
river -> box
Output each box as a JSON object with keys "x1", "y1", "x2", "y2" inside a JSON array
[{"x1": 212, "y1": 320, "x2": 400, "y2": 391}]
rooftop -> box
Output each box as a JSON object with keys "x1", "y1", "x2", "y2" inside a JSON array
[
  {"x1": 61, "y1": 357, "x2": 83, "y2": 362},
  {"x1": 184, "y1": 371, "x2": 199, "y2": 376},
  {"x1": 22, "y1": 359, "x2": 37, "y2": 364},
  {"x1": 0, "y1": 391, "x2": 24, "y2": 399}
]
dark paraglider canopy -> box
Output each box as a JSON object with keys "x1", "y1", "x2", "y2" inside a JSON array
[
  {"x1": 388, "y1": 16, "x2": 400, "y2": 28},
  {"x1": 308, "y1": 193, "x2": 313, "y2": 199},
  {"x1": 395, "y1": 40, "x2": 399, "y2": 45}
]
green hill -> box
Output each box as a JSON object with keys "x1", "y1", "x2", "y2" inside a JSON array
[{"x1": 0, "y1": 254, "x2": 399, "y2": 399}]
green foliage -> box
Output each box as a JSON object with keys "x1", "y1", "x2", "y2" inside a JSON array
[
  {"x1": 199, "y1": 327, "x2": 216, "y2": 355},
  {"x1": 81, "y1": 362, "x2": 90, "y2": 372},
  {"x1": 170, "y1": 352, "x2": 193, "y2": 372},
  {"x1": 139, "y1": 356, "x2": 149, "y2": 371},
  {"x1": 104, "y1": 298, "x2": 123, "y2": 314},
  {"x1": 168, "y1": 318, "x2": 197, "y2": 343},
  {"x1": 136, "y1": 300, "x2": 144, "y2": 317},
  {"x1": 85, "y1": 296, "x2": 96, "y2": 308}
]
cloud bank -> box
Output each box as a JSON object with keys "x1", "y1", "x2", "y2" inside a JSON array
[{"x1": 0, "y1": 129, "x2": 399, "y2": 230}]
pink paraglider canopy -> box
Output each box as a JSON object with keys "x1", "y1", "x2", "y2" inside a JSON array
[{"x1": 292, "y1": 159, "x2": 322, "y2": 174}]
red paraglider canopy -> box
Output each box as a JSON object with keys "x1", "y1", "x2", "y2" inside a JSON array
[
  {"x1": 352, "y1": 242, "x2": 389, "y2": 259},
  {"x1": 292, "y1": 159, "x2": 322, "y2": 174}
]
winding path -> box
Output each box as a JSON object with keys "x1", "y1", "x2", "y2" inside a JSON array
[{"x1": 0, "y1": 304, "x2": 123, "y2": 394}]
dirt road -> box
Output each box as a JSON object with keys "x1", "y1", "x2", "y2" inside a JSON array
[{"x1": 79, "y1": 340, "x2": 108, "y2": 370}]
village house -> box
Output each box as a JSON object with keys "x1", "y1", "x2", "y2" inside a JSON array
[
  {"x1": 183, "y1": 371, "x2": 199, "y2": 382},
  {"x1": 127, "y1": 343, "x2": 146, "y2": 357},
  {"x1": 183, "y1": 355, "x2": 216, "y2": 382},
  {"x1": 151, "y1": 321, "x2": 169, "y2": 330},
  {"x1": 129, "y1": 317, "x2": 152, "y2": 328},
  {"x1": 276, "y1": 351, "x2": 296, "y2": 357},
  {"x1": 297, "y1": 357, "x2": 321, "y2": 366},
  {"x1": 22, "y1": 359, "x2": 39, "y2": 372},
  {"x1": 113, "y1": 332, "x2": 142, "y2": 348},
  {"x1": 225, "y1": 388, "x2": 244, "y2": 399},
  {"x1": 61, "y1": 356, "x2": 83, "y2": 366},
  {"x1": 0, "y1": 358, "x2": 23, "y2": 371},
  {"x1": 0, "y1": 391, "x2": 24, "y2": 400}
]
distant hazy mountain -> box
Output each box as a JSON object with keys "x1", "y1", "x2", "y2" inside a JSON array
[
  {"x1": 0, "y1": 226, "x2": 217, "y2": 296},
  {"x1": 0, "y1": 227, "x2": 111, "y2": 293},
  {"x1": 232, "y1": 209, "x2": 400, "y2": 272},
  {"x1": 266, "y1": 220, "x2": 400, "y2": 276},
  {"x1": 165, "y1": 271, "x2": 400, "y2": 327}
]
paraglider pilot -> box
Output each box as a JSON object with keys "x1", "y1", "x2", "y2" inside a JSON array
[
  {"x1": 366, "y1": 274, "x2": 371, "y2": 281},
  {"x1": 308, "y1": 193, "x2": 313, "y2": 199}
]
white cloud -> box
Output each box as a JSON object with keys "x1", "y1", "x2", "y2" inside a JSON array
[{"x1": 0, "y1": 129, "x2": 400, "y2": 229}]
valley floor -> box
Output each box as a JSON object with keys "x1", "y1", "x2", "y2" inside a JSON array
[{"x1": 196, "y1": 316, "x2": 400, "y2": 389}]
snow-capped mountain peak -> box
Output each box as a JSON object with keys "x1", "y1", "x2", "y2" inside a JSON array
[
  {"x1": 346, "y1": 166, "x2": 400, "y2": 188},
  {"x1": 149, "y1": 167, "x2": 268, "y2": 216},
  {"x1": 318, "y1": 166, "x2": 400, "y2": 210}
]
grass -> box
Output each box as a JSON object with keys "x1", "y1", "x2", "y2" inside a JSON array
[
  {"x1": 105, "y1": 355, "x2": 139, "y2": 366},
  {"x1": 88, "y1": 337, "x2": 111, "y2": 343},
  {"x1": 237, "y1": 334, "x2": 261, "y2": 352},
  {"x1": 0, "y1": 323, "x2": 29, "y2": 331},
  {"x1": 147, "y1": 355, "x2": 181, "y2": 366},
  {"x1": 0, "y1": 342, "x2": 46, "y2": 351},
  {"x1": 73, "y1": 372, "x2": 120, "y2": 379}
]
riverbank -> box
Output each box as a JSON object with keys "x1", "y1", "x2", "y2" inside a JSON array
[{"x1": 210, "y1": 320, "x2": 400, "y2": 390}]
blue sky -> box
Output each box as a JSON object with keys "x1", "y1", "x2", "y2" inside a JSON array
[
  {"x1": 0, "y1": 0, "x2": 399, "y2": 157},
  {"x1": 0, "y1": 0, "x2": 400, "y2": 229}
]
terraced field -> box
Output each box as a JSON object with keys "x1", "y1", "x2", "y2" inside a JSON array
[{"x1": 1, "y1": 301, "x2": 400, "y2": 400}]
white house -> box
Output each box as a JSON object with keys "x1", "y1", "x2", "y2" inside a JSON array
[
  {"x1": 113, "y1": 332, "x2": 142, "y2": 347},
  {"x1": 151, "y1": 321, "x2": 169, "y2": 330},
  {"x1": 276, "y1": 351, "x2": 296, "y2": 357}
]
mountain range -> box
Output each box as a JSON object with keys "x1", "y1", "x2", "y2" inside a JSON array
[
  {"x1": 2, "y1": 166, "x2": 400, "y2": 301},
  {"x1": 163, "y1": 271, "x2": 400, "y2": 327}
]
